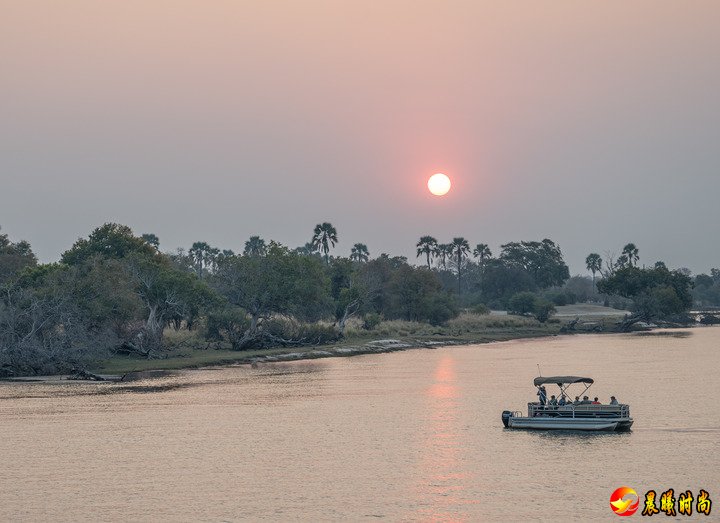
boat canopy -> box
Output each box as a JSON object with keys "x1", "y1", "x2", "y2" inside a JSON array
[{"x1": 533, "y1": 376, "x2": 594, "y2": 386}]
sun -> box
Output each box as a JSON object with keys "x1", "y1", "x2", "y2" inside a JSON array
[{"x1": 428, "y1": 173, "x2": 451, "y2": 196}]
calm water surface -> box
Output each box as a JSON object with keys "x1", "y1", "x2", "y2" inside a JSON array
[{"x1": 1, "y1": 329, "x2": 719, "y2": 521}]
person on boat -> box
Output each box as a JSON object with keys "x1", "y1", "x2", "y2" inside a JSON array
[
  {"x1": 610, "y1": 396, "x2": 619, "y2": 405},
  {"x1": 582, "y1": 395, "x2": 591, "y2": 404},
  {"x1": 537, "y1": 386, "x2": 547, "y2": 406},
  {"x1": 592, "y1": 397, "x2": 600, "y2": 404},
  {"x1": 573, "y1": 396, "x2": 581, "y2": 405},
  {"x1": 548, "y1": 395, "x2": 558, "y2": 407},
  {"x1": 558, "y1": 395, "x2": 566, "y2": 406}
]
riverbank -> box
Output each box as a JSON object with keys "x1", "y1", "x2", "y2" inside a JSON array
[
  {"x1": 86, "y1": 307, "x2": 629, "y2": 378},
  {"x1": 1, "y1": 307, "x2": 632, "y2": 382},
  {"x1": 94, "y1": 329, "x2": 552, "y2": 378}
]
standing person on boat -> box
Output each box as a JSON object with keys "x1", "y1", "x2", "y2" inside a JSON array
[
  {"x1": 537, "y1": 386, "x2": 547, "y2": 406},
  {"x1": 610, "y1": 396, "x2": 619, "y2": 405}
]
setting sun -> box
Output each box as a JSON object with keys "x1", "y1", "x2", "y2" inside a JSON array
[{"x1": 428, "y1": 173, "x2": 451, "y2": 196}]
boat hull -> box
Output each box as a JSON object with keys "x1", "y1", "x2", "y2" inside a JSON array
[{"x1": 507, "y1": 416, "x2": 633, "y2": 431}]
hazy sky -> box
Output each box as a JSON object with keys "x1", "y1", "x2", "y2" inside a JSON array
[{"x1": 2, "y1": 1, "x2": 719, "y2": 274}]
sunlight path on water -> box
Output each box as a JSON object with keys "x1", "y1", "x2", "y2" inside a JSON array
[{"x1": 1, "y1": 329, "x2": 719, "y2": 520}]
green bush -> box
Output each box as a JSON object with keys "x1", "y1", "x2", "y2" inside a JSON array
[
  {"x1": 543, "y1": 290, "x2": 577, "y2": 306},
  {"x1": 508, "y1": 292, "x2": 537, "y2": 315},
  {"x1": 425, "y1": 292, "x2": 459, "y2": 325},
  {"x1": 533, "y1": 299, "x2": 556, "y2": 323},
  {"x1": 508, "y1": 292, "x2": 556, "y2": 322},
  {"x1": 471, "y1": 303, "x2": 491, "y2": 315},
  {"x1": 205, "y1": 307, "x2": 249, "y2": 350},
  {"x1": 363, "y1": 312, "x2": 382, "y2": 330}
]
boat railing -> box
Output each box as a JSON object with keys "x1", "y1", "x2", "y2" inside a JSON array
[{"x1": 528, "y1": 402, "x2": 630, "y2": 418}]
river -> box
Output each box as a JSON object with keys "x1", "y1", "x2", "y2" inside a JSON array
[{"x1": 1, "y1": 328, "x2": 718, "y2": 521}]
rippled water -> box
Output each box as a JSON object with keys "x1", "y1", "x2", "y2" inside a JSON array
[{"x1": 1, "y1": 328, "x2": 719, "y2": 521}]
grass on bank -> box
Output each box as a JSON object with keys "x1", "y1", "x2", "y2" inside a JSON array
[{"x1": 92, "y1": 312, "x2": 621, "y2": 375}]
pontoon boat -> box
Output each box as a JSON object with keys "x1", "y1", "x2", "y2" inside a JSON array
[{"x1": 502, "y1": 376, "x2": 633, "y2": 431}]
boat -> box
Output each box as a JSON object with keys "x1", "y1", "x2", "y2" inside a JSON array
[{"x1": 502, "y1": 376, "x2": 633, "y2": 431}]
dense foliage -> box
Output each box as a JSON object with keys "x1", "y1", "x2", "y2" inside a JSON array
[
  {"x1": 0, "y1": 223, "x2": 463, "y2": 375},
  {"x1": 693, "y1": 270, "x2": 720, "y2": 307},
  {"x1": 0, "y1": 224, "x2": 700, "y2": 376},
  {"x1": 597, "y1": 265, "x2": 693, "y2": 321},
  {"x1": 0, "y1": 227, "x2": 37, "y2": 285}
]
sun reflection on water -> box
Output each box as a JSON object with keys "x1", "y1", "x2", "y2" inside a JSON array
[{"x1": 410, "y1": 355, "x2": 478, "y2": 521}]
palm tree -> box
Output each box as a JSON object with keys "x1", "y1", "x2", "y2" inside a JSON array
[
  {"x1": 350, "y1": 243, "x2": 369, "y2": 262},
  {"x1": 189, "y1": 241, "x2": 212, "y2": 277},
  {"x1": 243, "y1": 236, "x2": 267, "y2": 257},
  {"x1": 622, "y1": 243, "x2": 639, "y2": 267},
  {"x1": 585, "y1": 253, "x2": 602, "y2": 292},
  {"x1": 472, "y1": 243, "x2": 492, "y2": 266},
  {"x1": 207, "y1": 246, "x2": 220, "y2": 273},
  {"x1": 416, "y1": 236, "x2": 438, "y2": 268},
  {"x1": 311, "y1": 222, "x2": 338, "y2": 264},
  {"x1": 435, "y1": 243, "x2": 452, "y2": 269},
  {"x1": 451, "y1": 237, "x2": 470, "y2": 295}
]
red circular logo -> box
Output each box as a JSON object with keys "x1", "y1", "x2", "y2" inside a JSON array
[{"x1": 610, "y1": 487, "x2": 639, "y2": 516}]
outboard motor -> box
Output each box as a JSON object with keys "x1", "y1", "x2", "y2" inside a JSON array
[{"x1": 502, "y1": 410, "x2": 513, "y2": 428}]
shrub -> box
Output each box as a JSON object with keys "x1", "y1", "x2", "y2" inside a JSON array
[
  {"x1": 533, "y1": 299, "x2": 556, "y2": 323},
  {"x1": 508, "y1": 292, "x2": 538, "y2": 315},
  {"x1": 205, "y1": 307, "x2": 250, "y2": 350},
  {"x1": 471, "y1": 303, "x2": 491, "y2": 315},
  {"x1": 546, "y1": 292, "x2": 567, "y2": 306},
  {"x1": 363, "y1": 312, "x2": 382, "y2": 330},
  {"x1": 543, "y1": 290, "x2": 577, "y2": 306},
  {"x1": 425, "y1": 292, "x2": 459, "y2": 326}
]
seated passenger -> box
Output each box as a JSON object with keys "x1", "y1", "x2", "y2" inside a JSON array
[
  {"x1": 581, "y1": 395, "x2": 591, "y2": 404},
  {"x1": 573, "y1": 396, "x2": 581, "y2": 405},
  {"x1": 558, "y1": 395, "x2": 566, "y2": 406},
  {"x1": 592, "y1": 397, "x2": 600, "y2": 404},
  {"x1": 610, "y1": 395, "x2": 619, "y2": 405},
  {"x1": 548, "y1": 395, "x2": 558, "y2": 407}
]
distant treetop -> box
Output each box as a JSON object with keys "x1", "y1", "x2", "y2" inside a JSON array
[{"x1": 61, "y1": 223, "x2": 156, "y2": 265}]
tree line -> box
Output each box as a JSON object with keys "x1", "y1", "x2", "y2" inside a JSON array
[
  {"x1": 0, "y1": 223, "x2": 702, "y2": 376},
  {"x1": 583, "y1": 244, "x2": 720, "y2": 327}
]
